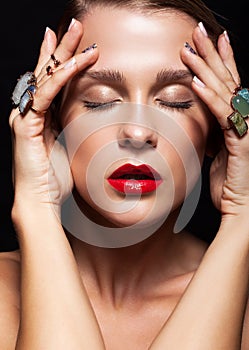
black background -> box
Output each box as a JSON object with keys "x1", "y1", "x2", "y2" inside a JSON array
[{"x1": 1, "y1": 1, "x2": 248, "y2": 251}]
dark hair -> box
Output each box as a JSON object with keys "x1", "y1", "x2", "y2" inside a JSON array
[{"x1": 57, "y1": 0, "x2": 223, "y2": 44}]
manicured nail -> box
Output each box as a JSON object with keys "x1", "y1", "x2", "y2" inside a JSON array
[
  {"x1": 198, "y1": 22, "x2": 208, "y2": 37},
  {"x1": 82, "y1": 43, "x2": 98, "y2": 53},
  {"x1": 44, "y1": 26, "x2": 51, "y2": 39},
  {"x1": 64, "y1": 57, "x2": 76, "y2": 69},
  {"x1": 184, "y1": 42, "x2": 197, "y2": 55},
  {"x1": 193, "y1": 76, "x2": 205, "y2": 88},
  {"x1": 68, "y1": 18, "x2": 76, "y2": 31},
  {"x1": 223, "y1": 30, "x2": 230, "y2": 44}
]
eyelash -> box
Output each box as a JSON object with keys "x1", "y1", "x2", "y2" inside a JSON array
[
  {"x1": 82, "y1": 101, "x2": 119, "y2": 110},
  {"x1": 156, "y1": 99, "x2": 193, "y2": 110},
  {"x1": 82, "y1": 100, "x2": 193, "y2": 111}
]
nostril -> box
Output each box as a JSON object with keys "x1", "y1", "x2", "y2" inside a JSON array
[
  {"x1": 118, "y1": 126, "x2": 158, "y2": 149},
  {"x1": 124, "y1": 139, "x2": 131, "y2": 146},
  {"x1": 146, "y1": 139, "x2": 157, "y2": 148}
]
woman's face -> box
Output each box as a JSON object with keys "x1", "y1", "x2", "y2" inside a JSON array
[{"x1": 60, "y1": 7, "x2": 212, "y2": 228}]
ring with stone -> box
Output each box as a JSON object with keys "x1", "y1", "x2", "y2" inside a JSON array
[
  {"x1": 227, "y1": 87, "x2": 249, "y2": 137},
  {"x1": 46, "y1": 65, "x2": 54, "y2": 76},
  {"x1": 51, "y1": 53, "x2": 61, "y2": 68},
  {"x1": 11, "y1": 71, "x2": 37, "y2": 116}
]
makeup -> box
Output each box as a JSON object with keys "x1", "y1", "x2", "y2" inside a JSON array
[
  {"x1": 108, "y1": 163, "x2": 163, "y2": 194},
  {"x1": 82, "y1": 43, "x2": 98, "y2": 53},
  {"x1": 184, "y1": 42, "x2": 197, "y2": 55}
]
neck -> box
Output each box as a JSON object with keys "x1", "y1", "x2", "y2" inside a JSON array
[{"x1": 67, "y1": 210, "x2": 206, "y2": 306}]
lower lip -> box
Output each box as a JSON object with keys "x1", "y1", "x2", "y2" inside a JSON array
[{"x1": 107, "y1": 179, "x2": 163, "y2": 194}]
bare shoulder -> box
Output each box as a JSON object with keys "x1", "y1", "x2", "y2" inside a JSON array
[
  {"x1": 242, "y1": 298, "x2": 249, "y2": 349},
  {"x1": 0, "y1": 250, "x2": 21, "y2": 349},
  {"x1": 0, "y1": 250, "x2": 21, "y2": 290},
  {"x1": 0, "y1": 249, "x2": 20, "y2": 263}
]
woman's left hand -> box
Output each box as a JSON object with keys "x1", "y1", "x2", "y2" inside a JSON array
[{"x1": 181, "y1": 23, "x2": 249, "y2": 219}]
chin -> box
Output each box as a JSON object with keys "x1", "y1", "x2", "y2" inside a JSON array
[{"x1": 99, "y1": 200, "x2": 171, "y2": 229}]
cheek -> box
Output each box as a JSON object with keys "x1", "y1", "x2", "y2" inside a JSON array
[
  {"x1": 70, "y1": 145, "x2": 88, "y2": 197},
  {"x1": 69, "y1": 133, "x2": 115, "y2": 202},
  {"x1": 158, "y1": 117, "x2": 207, "y2": 206},
  {"x1": 158, "y1": 141, "x2": 186, "y2": 205},
  {"x1": 180, "y1": 111, "x2": 210, "y2": 163},
  {"x1": 70, "y1": 138, "x2": 100, "y2": 184}
]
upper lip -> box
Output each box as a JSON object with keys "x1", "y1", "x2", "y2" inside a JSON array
[{"x1": 108, "y1": 163, "x2": 162, "y2": 180}]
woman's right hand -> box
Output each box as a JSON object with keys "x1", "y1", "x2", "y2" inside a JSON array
[{"x1": 9, "y1": 19, "x2": 99, "y2": 213}]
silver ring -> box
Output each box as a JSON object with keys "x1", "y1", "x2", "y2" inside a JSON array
[{"x1": 12, "y1": 71, "x2": 37, "y2": 116}]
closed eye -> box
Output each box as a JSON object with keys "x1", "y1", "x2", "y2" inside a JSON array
[
  {"x1": 156, "y1": 99, "x2": 193, "y2": 110},
  {"x1": 82, "y1": 99, "x2": 193, "y2": 111},
  {"x1": 82, "y1": 100, "x2": 121, "y2": 110}
]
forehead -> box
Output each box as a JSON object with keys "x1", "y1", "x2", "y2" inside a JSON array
[{"x1": 77, "y1": 7, "x2": 197, "y2": 72}]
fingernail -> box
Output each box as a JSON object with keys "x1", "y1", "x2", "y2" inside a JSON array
[
  {"x1": 44, "y1": 26, "x2": 51, "y2": 39},
  {"x1": 64, "y1": 57, "x2": 76, "y2": 69},
  {"x1": 198, "y1": 22, "x2": 208, "y2": 37},
  {"x1": 193, "y1": 76, "x2": 205, "y2": 88},
  {"x1": 184, "y1": 42, "x2": 197, "y2": 55},
  {"x1": 68, "y1": 18, "x2": 76, "y2": 31},
  {"x1": 224, "y1": 30, "x2": 230, "y2": 44},
  {"x1": 82, "y1": 43, "x2": 98, "y2": 53}
]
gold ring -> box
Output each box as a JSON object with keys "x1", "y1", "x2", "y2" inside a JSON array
[{"x1": 30, "y1": 107, "x2": 47, "y2": 115}]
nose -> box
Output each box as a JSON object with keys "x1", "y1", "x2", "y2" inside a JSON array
[{"x1": 118, "y1": 123, "x2": 158, "y2": 149}]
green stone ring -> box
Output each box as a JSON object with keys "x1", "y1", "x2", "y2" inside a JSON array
[
  {"x1": 228, "y1": 111, "x2": 248, "y2": 137},
  {"x1": 228, "y1": 87, "x2": 249, "y2": 137}
]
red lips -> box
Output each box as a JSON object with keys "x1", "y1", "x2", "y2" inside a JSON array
[{"x1": 107, "y1": 163, "x2": 163, "y2": 194}]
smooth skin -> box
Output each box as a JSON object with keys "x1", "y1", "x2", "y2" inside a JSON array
[{"x1": 1, "y1": 7, "x2": 249, "y2": 350}]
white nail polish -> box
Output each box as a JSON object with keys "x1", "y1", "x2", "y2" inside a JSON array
[
  {"x1": 44, "y1": 26, "x2": 50, "y2": 39},
  {"x1": 198, "y1": 22, "x2": 208, "y2": 37},
  {"x1": 68, "y1": 18, "x2": 76, "y2": 31},
  {"x1": 193, "y1": 76, "x2": 205, "y2": 88},
  {"x1": 64, "y1": 57, "x2": 76, "y2": 69},
  {"x1": 224, "y1": 30, "x2": 230, "y2": 44}
]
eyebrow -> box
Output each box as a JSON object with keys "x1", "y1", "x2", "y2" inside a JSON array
[
  {"x1": 76, "y1": 69, "x2": 125, "y2": 83},
  {"x1": 156, "y1": 69, "x2": 193, "y2": 84},
  {"x1": 76, "y1": 68, "x2": 192, "y2": 85}
]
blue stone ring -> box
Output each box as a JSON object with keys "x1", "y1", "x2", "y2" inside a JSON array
[
  {"x1": 11, "y1": 72, "x2": 37, "y2": 116},
  {"x1": 227, "y1": 86, "x2": 249, "y2": 137}
]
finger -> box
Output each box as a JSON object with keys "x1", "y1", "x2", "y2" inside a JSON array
[
  {"x1": 43, "y1": 110, "x2": 58, "y2": 154},
  {"x1": 9, "y1": 107, "x2": 20, "y2": 129},
  {"x1": 34, "y1": 28, "x2": 58, "y2": 77},
  {"x1": 192, "y1": 23, "x2": 238, "y2": 93},
  {"x1": 217, "y1": 31, "x2": 241, "y2": 87},
  {"x1": 181, "y1": 45, "x2": 232, "y2": 105},
  {"x1": 22, "y1": 47, "x2": 99, "y2": 123},
  {"x1": 191, "y1": 77, "x2": 232, "y2": 130},
  {"x1": 38, "y1": 18, "x2": 84, "y2": 81},
  {"x1": 54, "y1": 18, "x2": 84, "y2": 63}
]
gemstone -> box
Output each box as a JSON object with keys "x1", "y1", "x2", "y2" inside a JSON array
[
  {"x1": 19, "y1": 89, "x2": 33, "y2": 115},
  {"x1": 228, "y1": 111, "x2": 248, "y2": 137},
  {"x1": 238, "y1": 88, "x2": 249, "y2": 103},
  {"x1": 231, "y1": 88, "x2": 249, "y2": 117},
  {"x1": 12, "y1": 72, "x2": 37, "y2": 106}
]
